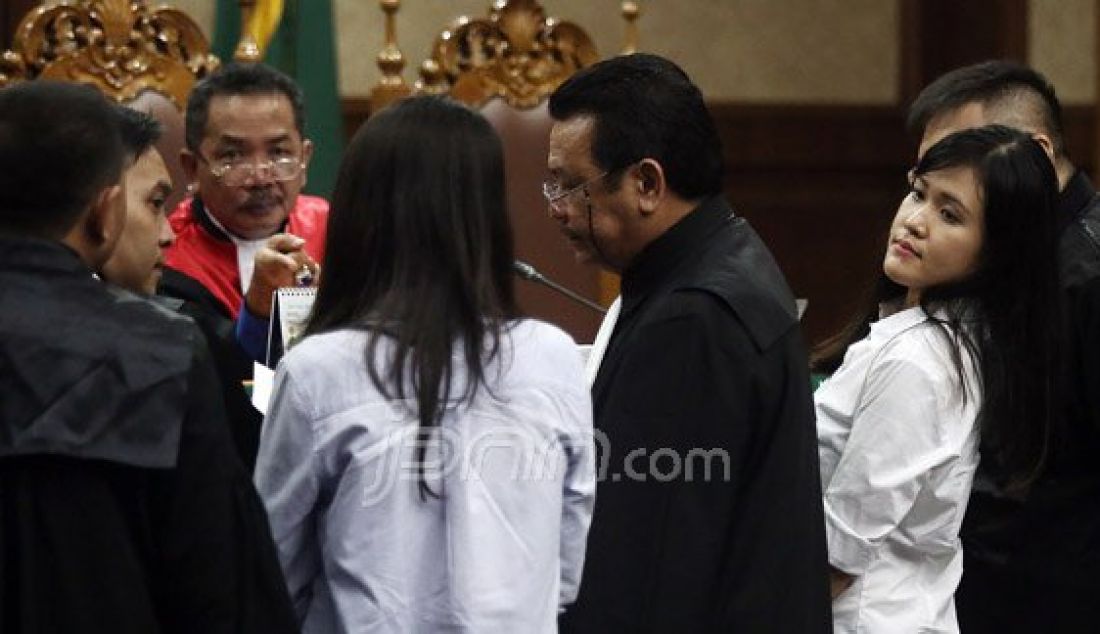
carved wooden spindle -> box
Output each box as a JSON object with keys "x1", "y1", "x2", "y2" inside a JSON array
[
  {"x1": 370, "y1": 0, "x2": 412, "y2": 113},
  {"x1": 234, "y1": 0, "x2": 262, "y2": 62},
  {"x1": 621, "y1": 1, "x2": 640, "y2": 55}
]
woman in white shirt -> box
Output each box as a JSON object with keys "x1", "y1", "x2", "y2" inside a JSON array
[
  {"x1": 254, "y1": 96, "x2": 596, "y2": 633},
  {"x1": 812, "y1": 125, "x2": 1063, "y2": 633}
]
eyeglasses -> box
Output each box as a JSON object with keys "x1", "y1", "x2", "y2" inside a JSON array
[
  {"x1": 199, "y1": 154, "x2": 304, "y2": 187},
  {"x1": 542, "y1": 171, "x2": 609, "y2": 212}
]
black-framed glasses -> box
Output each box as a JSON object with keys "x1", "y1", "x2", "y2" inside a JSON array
[
  {"x1": 199, "y1": 154, "x2": 304, "y2": 187},
  {"x1": 541, "y1": 170, "x2": 609, "y2": 212}
]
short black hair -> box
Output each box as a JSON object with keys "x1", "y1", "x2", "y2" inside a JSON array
[
  {"x1": 907, "y1": 60, "x2": 1065, "y2": 156},
  {"x1": 548, "y1": 53, "x2": 724, "y2": 200},
  {"x1": 0, "y1": 81, "x2": 125, "y2": 237},
  {"x1": 184, "y1": 62, "x2": 305, "y2": 151},
  {"x1": 116, "y1": 105, "x2": 163, "y2": 160}
]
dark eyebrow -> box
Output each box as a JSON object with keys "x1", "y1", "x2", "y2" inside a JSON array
[
  {"x1": 922, "y1": 178, "x2": 973, "y2": 217},
  {"x1": 215, "y1": 133, "x2": 294, "y2": 148},
  {"x1": 928, "y1": 188, "x2": 972, "y2": 217},
  {"x1": 941, "y1": 192, "x2": 973, "y2": 217},
  {"x1": 215, "y1": 135, "x2": 246, "y2": 146},
  {"x1": 151, "y1": 181, "x2": 172, "y2": 198}
]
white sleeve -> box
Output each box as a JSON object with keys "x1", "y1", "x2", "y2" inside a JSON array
[
  {"x1": 254, "y1": 364, "x2": 322, "y2": 622},
  {"x1": 558, "y1": 381, "x2": 596, "y2": 607},
  {"x1": 822, "y1": 356, "x2": 955, "y2": 575}
]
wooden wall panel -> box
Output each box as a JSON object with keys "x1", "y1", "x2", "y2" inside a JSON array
[
  {"x1": 900, "y1": 0, "x2": 1029, "y2": 103},
  {"x1": 716, "y1": 105, "x2": 912, "y2": 346}
]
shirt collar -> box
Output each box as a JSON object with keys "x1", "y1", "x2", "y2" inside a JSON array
[
  {"x1": 192, "y1": 197, "x2": 268, "y2": 249},
  {"x1": 620, "y1": 195, "x2": 732, "y2": 311},
  {"x1": 869, "y1": 304, "x2": 931, "y2": 341}
]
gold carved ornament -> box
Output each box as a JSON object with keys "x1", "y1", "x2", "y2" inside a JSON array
[
  {"x1": 0, "y1": 0, "x2": 219, "y2": 108},
  {"x1": 415, "y1": 0, "x2": 598, "y2": 110}
]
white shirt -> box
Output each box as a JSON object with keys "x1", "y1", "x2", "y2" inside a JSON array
[
  {"x1": 816, "y1": 306, "x2": 980, "y2": 633},
  {"x1": 204, "y1": 209, "x2": 266, "y2": 294},
  {"x1": 584, "y1": 295, "x2": 621, "y2": 387},
  {"x1": 255, "y1": 319, "x2": 595, "y2": 633}
]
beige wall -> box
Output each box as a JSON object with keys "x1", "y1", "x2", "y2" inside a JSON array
[
  {"x1": 162, "y1": 0, "x2": 1100, "y2": 106},
  {"x1": 334, "y1": 0, "x2": 899, "y2": 103},
  {"x1": 167, "y1": 0, "x2": 899, "y2": 103},
  {"x1": 1030, "y1": 0, "x2": 1096, "y2": 105}
]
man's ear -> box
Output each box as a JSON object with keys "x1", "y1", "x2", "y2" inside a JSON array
[
  {"x1": 301, "y1": 138, "x2": 315, "y2": 167},
  {"x1": 80, "y1": 182, "x2": 125, "y2": 267},
  {"x1": 635, "y1": 159, "x2": 666, "y2": 215},
  {"x1": 299, "y1": 139, "x2": 315, "y2": 187},
  {"x1": 60, "y1": 184, "x2": 125, "y2": 269},
  {"x1": 179, "y1": 148, "x2": 199, "y2": 190},
  {"x1": 1031, "y1": 132, "x2": 1057, "y2": 163},
  {"x1": 87, "y1": 183, "x2": 126, "y2": 252}
]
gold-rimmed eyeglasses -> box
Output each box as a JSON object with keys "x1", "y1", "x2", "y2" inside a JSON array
[
  {"x1": 199, "y1": 154, "x2": 304, "y2": 187},
  {"x1": 541, "y1": 170, "x2": 609, "y2": 212}
]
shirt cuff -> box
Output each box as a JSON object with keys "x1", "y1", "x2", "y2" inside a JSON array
[
  {"x1": 236, "y1": 300, "x2": 270, "y2": 365},
  {"x1": 824, "y1": 499, "x2": 877, "y2": 575}
]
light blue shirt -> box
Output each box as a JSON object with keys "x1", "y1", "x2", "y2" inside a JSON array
[{"x1": 255, "y1": 320, "x2": 595, "y2": 633}]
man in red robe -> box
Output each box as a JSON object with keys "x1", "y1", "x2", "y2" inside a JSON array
[
  {"x1": 163, "y1": 63, "x2": 327, "y2": 334},
  {"x1": 161, "y1": 63, "x2": 330, "y2": 468}
]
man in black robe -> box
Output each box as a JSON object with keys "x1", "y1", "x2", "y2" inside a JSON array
[
  {"x1": 548, "y1": 54, "x2": 831, "y2": 632},
  {"x1": 0, "y1": 81, "x2": 297, "y2": 633}
]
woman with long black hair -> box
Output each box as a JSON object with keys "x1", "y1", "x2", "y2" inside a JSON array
[
  {"x1": 813, "y1": 125, "x2": 1063, "y2": 633},
  {"x1": 254, "y1": 96, "x2": 595, "y2": 633}
]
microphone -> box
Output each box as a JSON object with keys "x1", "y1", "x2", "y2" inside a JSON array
[{"x1": 513, "y1": 260, "x2": 607, "y2": 315}]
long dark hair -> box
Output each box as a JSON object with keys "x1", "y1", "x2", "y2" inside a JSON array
[
  {"x1": 305, "y1": 96, "x2": 519, "y2": 498},
  {"x1": 813, "y1": 125, "x2": 1063, "y2": 491}
]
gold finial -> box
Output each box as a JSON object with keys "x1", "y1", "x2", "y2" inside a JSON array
[
  {"x1": 621, "y1": 1, "x2": 640, "y2": 55},
  {"x1": 234, "y1": 0, "x2": 262, "y2": 62},
  {"x1": 370, "y1": 0, "x2": 412, "y2": 113}
]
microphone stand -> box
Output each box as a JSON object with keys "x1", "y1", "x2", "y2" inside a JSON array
[{"x1": 513, "y1": 260, "x2": 607, "y2": 315}]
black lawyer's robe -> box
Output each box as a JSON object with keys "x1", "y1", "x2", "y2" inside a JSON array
[
  {"x1": 561, "y1": 197, "x2": 832, "y2": 632},
  {"x1": 159, "y1": 267, "x2": 264, "y2": 471},
  {"x1": 0, "y1": 237, "x2": 297, "y2": 634}
]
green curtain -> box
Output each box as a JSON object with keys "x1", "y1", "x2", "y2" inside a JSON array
[{"x1": 213, "y1": 0, "x2": 343, "y2": 198}]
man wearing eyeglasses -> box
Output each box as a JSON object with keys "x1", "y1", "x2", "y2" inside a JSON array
[
  {"x1": 161, "y1": 63, "x2": 328, "y2": 469},
  {"x1": 164, "y1": 63, "x2": 327, "y2": 352},
  {"x1": 549, "y1": 54, "x2": 831, "y2": 633}
]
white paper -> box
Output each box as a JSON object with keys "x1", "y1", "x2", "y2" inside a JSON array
[{"x1": 251, "y1": 362, "x2": 275, "y2": 416}]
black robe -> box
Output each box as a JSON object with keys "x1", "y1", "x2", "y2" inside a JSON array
[
  {"x1": 0, "y1": 237, "x2": 296, "y2": 633},
  {"x1": 560, "y1": 198, "x2": 831, "y2": 632},
  {"x1": 159, "y1": 267, "x2": 263, "y2": 471}
]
